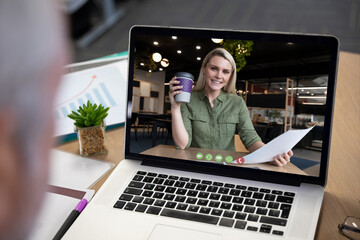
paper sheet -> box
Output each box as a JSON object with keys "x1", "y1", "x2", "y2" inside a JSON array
[
  {"x1": 54, "y1": 60, "x2": 128, "y2": 137},
  {"x1": 235, "y1": 126, "x2": 314, "y2": 164},
  {"x1": 29, "y1": 188, "x2": 94, "y2": 240},
  {"x1": 48, "y1": 149, "x2": 114, "y2": 189}
]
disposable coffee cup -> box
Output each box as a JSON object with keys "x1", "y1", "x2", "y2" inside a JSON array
[{"x1": 174, "y1": 72, "x2": 194, "y2": 103}]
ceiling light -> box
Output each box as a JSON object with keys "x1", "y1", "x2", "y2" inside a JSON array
[
  {"x1": 211, "y1": 38, "x2": 223, "y2": 43},
  {"x1": 280, "y1": 87, "x2": 283, "y2": 90},
  {"x1": 152, "y1": 52, "x2": 162, "y2": 62},
  {"x1": 196, "y1": 46, "x2": 201, "y2": 49},
  {"x1": 197, "y1": 57, "x2": 201, "y2": 61},
  {"x1": 177, "y1": 50, "x2": 182, "y2": 54},
  {"x1": 153, "y1": 41, "x2": 159, "y2": 45},
  {"x1": 172, "y1": 36, "x2": 177, "y2": 40},
  {"x1": 159, "y1": 68, "x2": 163, "y2": 71},
  {"x1": 149, "y1": 70, "x2": 152, "y2": 73},
  {"x1": 140, "y1": 63, "x2": 144, "y2": 66},
  {"x1": 289, "y1": 87, "x2": 327, "y2": 90},
  {"x1": 161, "y1": 58, "x2": 169, "y2": 67}
]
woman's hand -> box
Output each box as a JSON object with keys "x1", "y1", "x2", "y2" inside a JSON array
[
  {"x1": 169, "y1": 76, "x2": 183, "y2": 109},
  {"x1": 271, "y1": 150, "x2": 293, "y2": 167}
]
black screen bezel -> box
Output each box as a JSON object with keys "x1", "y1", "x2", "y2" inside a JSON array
[{"x1": 125, "y1": 25, "x2": 339, "y2": 187}]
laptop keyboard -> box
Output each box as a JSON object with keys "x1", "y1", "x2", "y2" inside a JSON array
[{"x1": 113, "y1": 171, "x2": 296, "y2": 236}]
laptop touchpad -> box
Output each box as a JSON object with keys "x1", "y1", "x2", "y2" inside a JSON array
[{"x1": 148, "y1": 224, "x2": 221, "y2": 240}]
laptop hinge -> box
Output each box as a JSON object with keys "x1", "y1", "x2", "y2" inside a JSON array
[{"x1": 141, "y1": 159, "x2": 302, "y2": 187}]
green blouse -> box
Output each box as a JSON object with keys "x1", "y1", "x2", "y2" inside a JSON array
[{"x1": 180, "y1": 90, "x2": 261, "y2": 151}]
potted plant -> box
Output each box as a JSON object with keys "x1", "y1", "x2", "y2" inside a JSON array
[{"x1": 68, "y1": 101, "x2": 110, "y2": 156}]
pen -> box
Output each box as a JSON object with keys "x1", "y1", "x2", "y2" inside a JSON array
[{"x1": 53, "y1": 198, "x2": 88, "y2": 240}]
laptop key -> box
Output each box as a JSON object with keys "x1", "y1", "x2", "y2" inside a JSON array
[
  {"x1": 124, "y1": 202, "x2": 137, "y2": 211},
  {"x1": 232, "y1": 204, "x2": 244, "y2": 212},
  {"x1": 154, "y1": 200, "x2": 166, "y2": 207},
  {"x1": 244, "y1": 198, "x2": 255, "y2": 205},
  {"x1": 169, "y1": 175, "x2": 179, "y2": 180},
  {"x1": 197, "y1": 199, "x2": 209, "y2": 206},
  {"x1": 135, "y1": 204, "x2": 148, "y2": 213},
  {"x1": 269, "y1": 209, "x2": 280, "y2": 217},
  {"x1": 211, "y1": 209, "x2": 223, "y2": 216},
  {"x1": 147, "y1": 172, "x2": 157, "y2": 177},
  {"x1": 268, "y1": 201, "x2": 279, "y2": 209},
  {"x1": 247, "y1": 187, "x2": 259, "y2": 191},
  {"x1": 260, "y1": 216, "x2": 287, "y2": 226},
  {"x1": 276, "y1": 195, "x2": 294, "y2": 204},
  {"x1": 161, "y1": 209, "x2": 219, "y2": 225},
  {"x1": 153, "y1": 178, "x2": 164, "y2": 185},
  {"x1": 272, "y1": 230, "x2": 284, "y2": 236},
  {"x1": 232, "y1": 197, "x2": 244, "y2": 204},
  {"x1": 188, "y1": 205, "x2": 199, "y2": 212},
  {"x1": 256, "y1": 200, "x2": 267, "y2": 207},
  {"x1": 165, "y1": 201, "x2": 177, "y2": 209},
  {"x1": 235, "y1": 212, "x2": 247, "y2": 220},
  {"x1": 260, "y1": 224, "x2": 272, "y2": 233},
  {"x1": 144, "y1": 184, "x2": 155, "y2": 190},
  {"x1": 259, "y1": 188, "x2": 271, "y2": 193},
  {"x1": 174, "y1": 181, "x2": 186, "y2": 188},
  {"x1": 253, "y1": 192, "x2": 264, "y2": 199},
  {"x1": 247, "y1": 214, "x2": 259, "y2": 222},
  {"x1": 265, "y1": 194, "x2": 276, "y2": 201},
  {"x1": 113, "y1": 201, "x2": 126, "y2": 209},
  {"x1": 177, "y1": 203, "x2": 188, "y2": 210},
  {"x1": 280, "y1": 204, "x2": 292, "y2": 218},
  {"x1": 186, "y1": 197, "x2": 197, "y2": 204},
  {"x1": 199, "y1": 207, "x2": 211, "y2": 214},
  {"x1": 143, "y1": 198, "x2": 155, "y2": 205},
  {"x1": 142, "y1": 190, "x2": 153, "y2": 197},
  {"x1": 229, "y1": 189, "x2": 241, "y2": 196},
  {"x1": 198, "y1": 192, "x2": 210, "y2": 198},
  {"x1": 207, "y1": 186, "x2": 219, "y2": 192},
  {"x1": 284, "y1": 192, "x2": 295, "y2": 197},
  {"x1": 153, "y1": 192, "x2": 164, "y2": 199},
  {"x1": 196, "y1": 184, "x2": 207, "y2": 191},
  {"x1": 244, "y1": 206, "x2": 255, "y2": 213},
  {"x1": 213, "y1": 182, "x2": 223, "y2": 186},
  {"x1": 187, "y1": 190, "x2": 198, "y2": 197},
  {"x1": 236, "y1": 185, "x2": 246, "y2": 190},
  {"x1": 223, "y1": 211, "x2": 235, "y2": 218},
  {"x1": 220, "y1": 202, "x2": 232, "y2": 210},
  {"x1": 271, "y1": 190, "x2": 283, "y2": 195},
  {"x1": 132, "y1": 196, "x2": 144, "y2": 203},
  {"x1": 164, "y1": 180, "x2": 175, "y2": 186},
  {"x1": 154, "y1": 185, "x2": 165, "y2": 192},
  {"x1": 179, "y1": 177, "x2": 190, "y2": 181},
  {"x1": 234, "y1": 220, "x2": 247, "y2": 229},
  {"x1": 165, "y1": 187, "x2": 176, "y2": 193},
  {"x1": 175, "y1": 196, "x2": 186, "y2": 202},
  {"x1": 158, "y1": 174, "x2": 168, "y2": 178},
  {"x1": 209, "y1": 193, "x2": 221, "y2": 200},
  {"x1": 185, "y1": 183, "x2": 196, "y2": 189},
  {"x1": 220, "y1": 195, "x2": 232, "y2": 202},
  {"x1": 224, "y1": 183, "x2": 235, "y2": 188},
  {"x1": 201, "y1": 180, "x2": 212, "y2": 185},
  {"x1": 219, "y1": 218, "x2": 235, "y2": 227},
  {"x1": 218, "y1": 187, "x2": 230, "y2": 194},
  {"x1": 241, "y1": 191, "x2": 252, "y2": 197},
  {"x1": 132, "y1": 175, "x2": 144, "y2": 181},
  {"x1": 146, "y1": 206, "x2": 161, "y2": 215},
  {"x1": 209, "y1": 201, "x2": 220, "y2": 208},
  {"x1": 143, "y1": 177, "x2": 154, "y2": 183},
  {"x1": 119, "y1": 194, "x2": 133, "y2": 201},
  {"x1": 164, "y1": 194, "x2": 175, "y2": 201},
  {"x1": 129, "y1": 181, "x2": 144, "y2": 188},
  {"x1": 137, "y1": 171, "x2": 147, "y2": 175},
  {"x1": 256, "y1": 208, "x2": 268, "y2": 215},
  {"x1": 190, "y1": 178, "x2": 201, "y2": 183},
  {"x1": 247, "y1": 226, "x2": 258, "y2": 231},
  {"x1": 124, "y1": 187, "x2": 142, "y2": 195}
]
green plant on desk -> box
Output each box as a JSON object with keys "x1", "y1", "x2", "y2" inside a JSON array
[{"x1": 68, "y1": 101, "x2": 110, "y2": 156}]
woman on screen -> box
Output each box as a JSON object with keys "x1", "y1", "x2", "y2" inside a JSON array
[{"x1": 169, "y1": 48, "x2": 292, "y2": 166}]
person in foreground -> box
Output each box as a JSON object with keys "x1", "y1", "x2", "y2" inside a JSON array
[
  {"x1": 0, "y1": 0, "x2": 68, "y2": 239},
  {"x1": 169, "y1": 48, "x2": 292, "y2": 166}
]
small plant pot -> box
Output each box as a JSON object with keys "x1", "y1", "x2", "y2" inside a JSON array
[{"x1": 76, "y1": 122, "x2": 107, "y2": 156}]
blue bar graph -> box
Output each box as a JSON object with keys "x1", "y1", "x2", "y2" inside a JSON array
[
  {"x1": 93, "y1": 88, "x2": 107, "y2": 108},
  {"x1": 69, "y1": 102, "x2": 77, "y2": 112},
  {"x1": 100, "y1": 82, "x2": 116, "y2": 107},
  {"x1": 77, "y1": 98, "x2": 85, "y2": 106},
  {"x1": 61, "y1": 107, "x2": 69, "y2": 117},
  {"x1": 85, "y1": 93, "x2": 95, "y2": 104}
]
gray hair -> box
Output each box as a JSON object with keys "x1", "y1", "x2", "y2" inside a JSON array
[
  {"x1": 0, "y1": 0, "x2": 68, "y2": 176},
  {"x1": 193, "y1": 48, "x2": 237, "y2": 93}
]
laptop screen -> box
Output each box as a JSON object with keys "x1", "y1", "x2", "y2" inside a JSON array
[{"x1": 125, "y1": 26, "x2": 339, "y2": 185}]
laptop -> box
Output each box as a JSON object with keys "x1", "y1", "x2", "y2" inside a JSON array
[{"x1": 63, "y1": 26, "x2": 339, "y2": 239}]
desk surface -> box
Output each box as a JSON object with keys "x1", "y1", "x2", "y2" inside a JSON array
[
  {"x1": 142, "y1": 144, "x2": 306, "y2": 175},
  {"x1": 55, "y1": 51, "x2": 360, "y2": 240}
]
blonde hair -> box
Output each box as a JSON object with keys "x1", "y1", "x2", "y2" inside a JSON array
[{"x1": 193, "y1": 48, "x2": 237, "y2": 93}]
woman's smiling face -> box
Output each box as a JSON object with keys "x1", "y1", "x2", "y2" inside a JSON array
[{"x1": 203, "y1": 55, "x2": 232, "y2": 93}]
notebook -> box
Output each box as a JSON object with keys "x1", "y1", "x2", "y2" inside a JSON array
[{"x1": 63, "y1": 26, "x2": 339, "y2": 239}]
